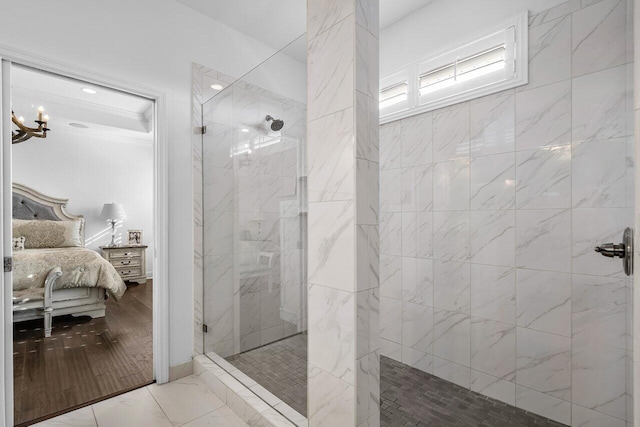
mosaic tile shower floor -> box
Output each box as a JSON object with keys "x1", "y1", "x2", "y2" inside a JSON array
[{"x1": 226, "y1": 334, "x2": 566, "y2": 427}]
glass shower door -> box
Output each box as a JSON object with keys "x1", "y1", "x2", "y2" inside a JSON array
[{"x1": 200, "y1": 38, "x2": 308, "y2": 406}]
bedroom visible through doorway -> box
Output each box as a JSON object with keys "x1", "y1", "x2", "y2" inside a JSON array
[{"x1": 10, "y1": 65, "x2": 155, "y2": 426}]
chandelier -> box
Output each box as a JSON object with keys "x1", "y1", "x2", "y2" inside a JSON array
[{"x1": 12, "y1": 106, "x2": 50, "y2": 144}]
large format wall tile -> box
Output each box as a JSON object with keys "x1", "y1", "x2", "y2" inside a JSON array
[
  {"x1": 572, "y1": 0, "x2": 627, "y2": 77},
  {"x1": 308, "y1": 109, "x2": 355, "y2": 202},
  {"x1": 572, "y1": 138, "x2": 626, "y2": 208},
  {"x1": 515, "y1": 209, "x2": 571, "y2": 273},
  {"x1": 572, "y1": 65, "x2": 627, "y2": 142},
  {"x1": 433, "y1": 211, "x2": 470, "y2": 262},
  {"x1": 402, "y1": 302, "x2": 434, "y2": 354},
  {"x1": 469, "y1": 92, "x2": 515, "y2": 156},
  {"x1": 433, "y1": 159, "x2": 470, "y2": 211},
  {"x1": 380, "y1": 296, "x2": 402, "y2": 344},
  {"x1": 380, "y1": 254, "x2": 402, "y2": 300},
  {"x1": 402, "y1": 346, "x2": 434, "y2": 373},
  {"x1": 471, "y1": 370, "x2": 515, "y2": 406},
  {"x1": 572, "y1": 343, "x2": 626, "y2": 420},
  {"x1": 308, "y1": 15, "x2": 355, "y2": 122},
  {"x1": 515, "y1": 81, "x2": 571, "y2": 151},
  {"x1": 572, "y1": 274, "x2": 626, "y2": 350},
  {"x1": 470, "y1": 210, "x2": 515, "y2": 266},
  {"x1": 527, "y1": 15, "x2": 571, "y2": 89},
  {"x1": 470, "y1": 264, "x2": 515, "y2": 325},
  {"x1": 400, "y1": 114, "x2": 433, "y2": 166},
  {"x1": 433, "y1": 103, "x2": 470, "y2": 162},
  {"x1": 309, "y1": 201, "x2": 355, "y2": 292},
  {"x1": 434, "y1": 260, "x2": 470, "y2": 313},
  {"x1": 516, "y1": 269, "x2": 571, "y2": 337},
  {"x1": 434, "y1": 357, "x2": 471, "y2": 389},
  {"x1": 380, "y1": 121, "x2": 402, "y2": 170},
  {"x1": 308, "y1": 284, "x2": 356, "y2": 383},
  {"x1": 434, "y1": 309, "x2": 471, "y2": 367},
  {"x1": 515, "y1": 146, "x2": 571, "y2": 209},
  {"x1": 380, "y1": 168, "x2": 401, "y2": 212},
  {"x1": 470, "y1": 318, "x2": 515, "y2": 380},
  {"x1": 515, "y1": 385, "x2": 571, "y2": 425},
  {"x1": 401, "y1": 165, "x2": 433, "y2": 212},
  {"x1": 401, "y1": 212, "x2": 432, "y2": 258},
  {"x1": 516, "y1": 328, "x2": 571, "y2": 401},
  {"x1": 402, "y1": 257, "x2": 433, "y2": 306},
  {"x1": 572, "y1": 404, "x2": 627, "y2": 427},
  {"x1": 470, "y1": 153, "x2": 516, "y2": 210}
]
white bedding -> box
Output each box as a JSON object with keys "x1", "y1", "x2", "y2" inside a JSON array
[{"x1": 12, "y1": 247, "x2": 126, "y2": 303}]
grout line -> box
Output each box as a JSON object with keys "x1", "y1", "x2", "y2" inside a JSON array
[
  {"x1": 145, "y1": 385, "x2": 175, "y2": 425},
  {"x1": 90, "y1": 405, "x2": 99, "y2": 427}
]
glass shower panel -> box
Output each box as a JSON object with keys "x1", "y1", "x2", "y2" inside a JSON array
[{"x1": 202, "y1": 35, "x2": 307, "y2": 363}]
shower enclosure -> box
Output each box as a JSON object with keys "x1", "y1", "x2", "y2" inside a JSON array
[
  {"x1": 198, "y1": 34, "x2": 308, "y2": 419},
  {"x1": 195, "y1": 0, "x2": 636, "y2": 426}
]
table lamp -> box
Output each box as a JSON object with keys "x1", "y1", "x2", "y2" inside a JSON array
[{"x1": 101, "y1": 203, "x2": 126, "y2": 247}]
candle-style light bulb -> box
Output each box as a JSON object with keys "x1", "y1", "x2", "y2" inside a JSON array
[
  {"x1": 18, "y1": 116, "x2": 24, "y2": 123},
  {"x1": 37, "y1": 106, "x2": 44, "y2": 122},
  {"x1": 43, "y1": 115, "x2": 49, "y2": 123}
]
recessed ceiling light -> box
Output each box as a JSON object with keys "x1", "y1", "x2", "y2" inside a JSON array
[
  {"x1": 69, "y1": 123, "x2": 89, "y2": 129},
  {"x1": 240, "y1": 128, "x2": 250, "y2": 133},
  {"x1": 210, "y1": 84, "x2": 224, "y2": 90},
  {"x1": 82, "y1": 88, "x2": 97, "y2": 94}
]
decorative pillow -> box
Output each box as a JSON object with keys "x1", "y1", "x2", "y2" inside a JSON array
[
  {"x1": 12, "y1": 236, "x2": 25, "y2": 251},
  {"x1": 13, "y1": 219, "x2": 83, "y2": 249}
]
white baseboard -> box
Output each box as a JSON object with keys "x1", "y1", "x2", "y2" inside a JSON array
[{"x1": 168, "y1": 359, "x2": 193, "y2": 382}]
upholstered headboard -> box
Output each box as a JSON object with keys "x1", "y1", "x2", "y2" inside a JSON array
[{"x1": 12, "y1": 183, "x2": 85, "y2": 244}]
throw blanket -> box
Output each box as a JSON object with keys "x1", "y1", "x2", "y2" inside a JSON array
[{"x1": 12, "y1": 247, "x2": 126, "y2": 302}]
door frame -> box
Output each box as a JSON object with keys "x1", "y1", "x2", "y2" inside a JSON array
[{"x1": 0, "y1": 46, "x2": 170, "y2": 426}]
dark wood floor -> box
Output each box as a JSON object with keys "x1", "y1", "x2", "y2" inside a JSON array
[{"x1": 13, "y1": 280, "x2": 153, "y2": 426}]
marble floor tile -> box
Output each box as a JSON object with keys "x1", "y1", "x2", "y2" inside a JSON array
[
  {"x1": 147, "y1": 375, "x2": 226, "y2": 425},
  {"x1": 181, "y1": 406, "x2": 248, "y2": 427},
  {"x1": 92, "y1": 387, "x2": 173, "y2": 427},
  {"x1": 32, "y1": 406, "x2": 97, "y2": 427}
]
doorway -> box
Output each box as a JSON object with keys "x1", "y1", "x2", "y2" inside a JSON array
[{"x1": 1, "y1": 59, "x2": 167, "y2": 426}]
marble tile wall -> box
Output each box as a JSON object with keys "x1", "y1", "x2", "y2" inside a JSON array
[
  {"x1": 379, "y1": 0, "x2": 634, "y2": 425},
  {"x1": 307, "y1": 0, "x2": 380, "y2": 425},
  {"x1": 193, "y1": 63, "x2": 308, "y2": 359}
]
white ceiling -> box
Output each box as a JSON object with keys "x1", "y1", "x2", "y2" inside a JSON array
[
  {"x1": 11, "y1": 66, "x2": 154, "y2": 141},
  {"x1": 380, "y1": 0, "x2": 434, "y2": 29},
  {"x1": 175, "y1": 0, "x2": 435, "y2": 62}
]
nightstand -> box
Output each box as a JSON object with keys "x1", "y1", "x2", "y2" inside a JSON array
[{"x1": 100, "y1": 245, "x2": 148, "y2": 284}]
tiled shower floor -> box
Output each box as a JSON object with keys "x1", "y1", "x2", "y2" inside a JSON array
[{"x1": 226, "y1": 334, "x2": 567, "y2": 427}]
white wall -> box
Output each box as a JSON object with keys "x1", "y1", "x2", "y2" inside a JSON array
[
  {"x1": 12, "y1": 127, "x2": 154, "y2": 276},
  {"x1": 380, "y1": 0, "x2": 568, "y2": 75},
  {"x1": 0, "y1": 0, "x2": 302, "y2": 368}
]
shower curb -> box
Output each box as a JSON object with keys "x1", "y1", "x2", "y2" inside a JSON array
[{"x1": 194, "y1": 355, "x2": 308, "y2": 427}]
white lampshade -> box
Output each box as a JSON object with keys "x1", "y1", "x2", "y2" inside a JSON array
[{"x1": 101, "y1": 203, "x2": 126, "y2": 221}]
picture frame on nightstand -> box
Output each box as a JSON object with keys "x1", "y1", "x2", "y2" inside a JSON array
[{"x1": 127, "y1": 229, "x2": 142, "y2": 245}]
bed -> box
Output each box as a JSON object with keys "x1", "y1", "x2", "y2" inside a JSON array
[{"x1": 11, "y1": 183, "x2": 127, "y2": 337}]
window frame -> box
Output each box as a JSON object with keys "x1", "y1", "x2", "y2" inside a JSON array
[{"x1": 380, "y1": 11, "x2": 528, "y2": 124}]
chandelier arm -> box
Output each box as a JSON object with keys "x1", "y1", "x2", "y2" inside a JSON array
[
  {"x1": 11, "y1": 110, "x2": 50, "y2": 144},
  {"x1": 12, "y1": 133, "x2": 31, "y2": 144}
]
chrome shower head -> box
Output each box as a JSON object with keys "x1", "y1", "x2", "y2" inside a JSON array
[{"x1": 265, "y1": 115, "x2": 284, "y2": 131}]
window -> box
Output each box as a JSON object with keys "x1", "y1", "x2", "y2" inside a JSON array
[
  {"x1": 379, "y1": 70, "x2": 410, "y2": 116},
  {"x1": 380, "y1": 11, "x2": 528, "y2": 124}
]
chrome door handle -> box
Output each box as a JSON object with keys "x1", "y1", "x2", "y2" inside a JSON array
[
  {"x1": 595, "y1": 227, "x2": 633, "y2": 276},
  {"x1": 594, "y1": 243, "x2": 625, "y2": 258}
]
